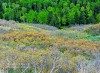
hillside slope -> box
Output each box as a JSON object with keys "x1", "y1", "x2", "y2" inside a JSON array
[{"x1": 0, "y1": 20, "x2": 100, "y2": 73}]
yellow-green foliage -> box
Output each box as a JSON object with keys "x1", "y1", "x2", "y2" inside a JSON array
[
  {"x1": 16, "y1": 24, "x2": 48, "y2": 33},
  {"x1": 50, "y1": 29, "x2": 90, "y2": 38},
  {"x1": 0, "y1": 30, "x2": 99, "y2": 54},
  {"x1": 0, "y1": 23, "x2": 49, "y2": 34},
  {"x1": 83, "y1": 24, "x2": 100, "y2": 35}
]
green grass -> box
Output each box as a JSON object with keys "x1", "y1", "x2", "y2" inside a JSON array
[{"x1": 82, "y1": 35, "x2": 100, "y2": 41}]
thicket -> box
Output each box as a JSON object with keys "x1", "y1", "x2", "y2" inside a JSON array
[{"x1": 0, "y1": 0, "x2": 100, "y2": 28}]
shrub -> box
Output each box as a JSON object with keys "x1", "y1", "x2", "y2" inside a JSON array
[
  {"x1": 0, "y1": 31, "x2": 100, "y2": 55},
  {"x1": 50, "y1": 29, "x2": 90, "y2": 39},
  {"x1": 84, "y1": 24, "x2": 100, "y2": 36}
]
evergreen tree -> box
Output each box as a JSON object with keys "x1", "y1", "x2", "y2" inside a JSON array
[
  {"x1": 27, "y1": 10, "x2": 37, "y2": 23},
  {"x1": 80, "y1": 7, "x2": 86, "y2": 24},
  {"x1": 96, "y1": 13, "x2": 100, "y2": 23},
  {"x1": 37, "y1": 10, "x2": 48, "y2": 24}
]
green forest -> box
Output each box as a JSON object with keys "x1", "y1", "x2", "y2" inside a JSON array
[{"x1": 0, "y1": 0, "x2": 100, "y2": 28}]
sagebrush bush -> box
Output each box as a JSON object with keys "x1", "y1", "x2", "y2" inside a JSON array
[
  {"x1": 0, "y1": 31, "x2": 100, "y2": 55},
  {"x1": 0, "y1": 22, "x2": 100, "y2": 73},
  {"x1": 84, "y1": 24, "x2": 100, "y2": 36},
  {"x1": 50, "y1": 29, "x2": 90, "y2": 39}
]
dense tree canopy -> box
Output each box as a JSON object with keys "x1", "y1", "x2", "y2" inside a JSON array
[{"x1": 0, "y1": 0, "x2": 100, "y2": 28}]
